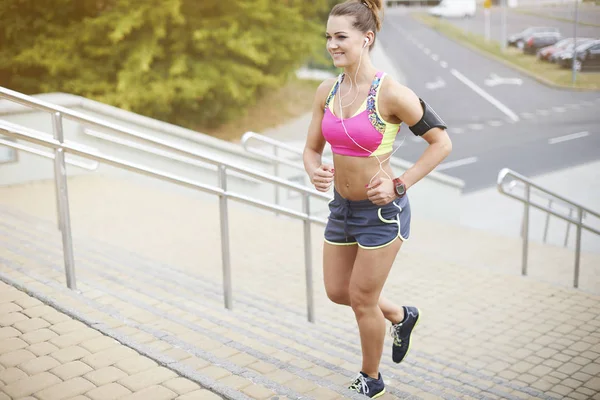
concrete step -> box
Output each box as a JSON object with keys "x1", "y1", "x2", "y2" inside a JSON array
[
  {"x1": 1, "y1": 210, "x2": 500, "y2": 399},
  {"x1": 2, "y1": 205, "x2": 600, "y2": 399}
]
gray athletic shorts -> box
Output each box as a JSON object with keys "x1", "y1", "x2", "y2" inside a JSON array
[{"x1": 324, "y1": 189, "x2": 411, "y2": 249}]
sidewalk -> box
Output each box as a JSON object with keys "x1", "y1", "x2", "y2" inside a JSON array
[{"x1": 0, "y1": 281, "x2": 221, "y2": 400}]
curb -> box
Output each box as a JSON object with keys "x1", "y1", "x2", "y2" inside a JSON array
[{"x1": 412, "y1": 14, "x2": 600, "y2": 93}]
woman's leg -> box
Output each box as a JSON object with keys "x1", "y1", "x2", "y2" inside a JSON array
[
  {"x1": 349, "y1": 238, "x2": 403, "y2": 379},
  {"x1": 323, "y1": 243, "x2": 405, "y2": 323}
]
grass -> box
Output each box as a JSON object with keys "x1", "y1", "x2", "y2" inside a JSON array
[
  {"x1": 512, "y1": 9, "x2": 600, "y2": 28},
  {"x1": 413, "y1": 13, "x2": 600, "y2": 91},
  {"x1": 198, "y1": 78, "x2": 322, "y2": 142}
]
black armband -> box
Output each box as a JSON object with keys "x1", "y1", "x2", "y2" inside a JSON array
[{"x1": 409, "y1": 99, "x2": 447, "y2": 137}]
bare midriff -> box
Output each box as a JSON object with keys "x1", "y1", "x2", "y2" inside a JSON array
[{"x1": 332, "y1": 151, "x2": 395, "y2": 201}]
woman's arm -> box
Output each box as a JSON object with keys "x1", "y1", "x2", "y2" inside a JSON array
[
  {"x1": 391, "y1": 83, "x2": 452, "y2": 189},
  {"x1": 367, "y1": 79, "x2": 452, "y2": 205},
  {"x1": 303, "y1": 79, "x2": 336, "y2": 192}
]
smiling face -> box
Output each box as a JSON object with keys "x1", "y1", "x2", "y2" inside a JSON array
[{"x1": 326, "y1": 15, "x2": 369, "y2": 68}]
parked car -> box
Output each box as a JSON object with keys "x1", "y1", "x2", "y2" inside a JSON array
[
  {"x1": 548, "y1": 38, "x2": 595, "y2": 63},
  {"x1": 558, "y1": 40, "x2": 600, "y2": 71},
  {"x1": 428, "y1": 0, "x2": 476, "y2": 18},
  {"x1": 537, "y1": 38, "x2": 589, "y2": 61},
  {"x1": 508, "y1": 27, "x2": 560, "y2": 50},
  {"x1": 523, "y1": 32, "x2": 562, "y2": 55}
]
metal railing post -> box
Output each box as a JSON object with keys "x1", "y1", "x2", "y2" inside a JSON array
[
  {"x1": 51, "y1": 112, "x2": 77, "y2": 290},
  {"x1": 574, "y1": 207, "x2": 583, "y2": 288},
  {"x1": 302, "y1": 193, "x2": 315, "y2": 323},
  {"x1": 564, "y1": 208, "x2": 574, "y2": 248},
  {"x1": 273, "y1": 146, "x2": 280, "y2": 208},
  {"x1": 543, "y1": 199, "x2": 553, "y2": 243},
  {"x1": 521, "y1": 184, "x2": 530, "y2": 276},
  {"x1": 218, "y1": 165, "x2": 233, "y2": 310}
]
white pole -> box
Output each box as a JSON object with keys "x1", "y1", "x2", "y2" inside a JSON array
[
  {"x1": 572, "y1": 0, "x2": 579, "y2": 84},
  {"x1": 501, "y1": 0, "x2": 507, "y2": 52},
  {"x1": 484, "y1": 8, "x2": 491, "y2": 42}
]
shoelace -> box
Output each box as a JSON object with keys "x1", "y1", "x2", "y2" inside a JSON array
[
  {"x1": 390, "y1": 324, "x2": 403, "y2": 347},
  {"x1": 349, "y1": 374, "x2": 370, "y2": 394}
]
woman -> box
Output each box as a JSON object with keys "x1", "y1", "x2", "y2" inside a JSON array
[{"x1": 302, "y1": 0, "x2": 452, "y2": 397}]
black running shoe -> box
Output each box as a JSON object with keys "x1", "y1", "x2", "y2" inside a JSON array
[
  {"x1": 348, "y1": 372, "x2": 386, "y2": 398},
  {"x1": 391, "y1": 306, "x2": 420, "y2": 363}
]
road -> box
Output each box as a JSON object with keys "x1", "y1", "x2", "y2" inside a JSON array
[{"x1": 379, "y1": 9, "x2": 600, "y2": 193}]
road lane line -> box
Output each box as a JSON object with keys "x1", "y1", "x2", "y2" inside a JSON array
[
  {"x1": 548, "y1": 131, "x2": 589, "y2": 145},
  {"x1": 440, "y1": 61, "x2": 448, "y2": 68},
  {"x1": 450, "y1": 69, "x2": 520, "y2": 122},
  {"x1": 436, "y1": 157, "x2": 478, "y2": 171}
]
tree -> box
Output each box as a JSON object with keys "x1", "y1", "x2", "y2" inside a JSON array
[{"x1": 0, "y1": 0, "x2": 330, "y2": 128}]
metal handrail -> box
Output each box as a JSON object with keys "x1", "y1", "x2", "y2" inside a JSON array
[
  {"x1": 0, "y1": 118, "x2": 326, "y2": 324},
  {"x1": 497, "y1": 168, "x2": 600, "y2": 288},
  {"x1": 0, "y1": 137, "x2": 98, "y2": 171},
  {"x1": 0, "y1": 87, "x2": 330, "y2": 203},
  {"x1": 241, "y1": 130, "x2": 424, "y2": 173},
  {"x1": 241, "y1": 131, "x2": 465, "y2": 207}
]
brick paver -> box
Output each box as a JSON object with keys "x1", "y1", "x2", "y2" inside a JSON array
[{"x1": 0, "y1": 282, "x2": 223, "y2": 400}]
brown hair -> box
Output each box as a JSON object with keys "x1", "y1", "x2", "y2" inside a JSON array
[{"x1": 330, "y1": 0, "x2": 384, "y2": 48}]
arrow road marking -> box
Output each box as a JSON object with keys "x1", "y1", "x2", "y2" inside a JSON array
[
  {"x1": 484, "y1": 73, "x2": 523, "y2": 87},
  {"x1": 425, "y1": 77, "x2": 446, "y2": 91},
  {"x1": 548, "y1": 131, "x2": 589, "y2": 145},
  {"x1": 451, "y1": 69, "x2": 520, "y2": 122}
]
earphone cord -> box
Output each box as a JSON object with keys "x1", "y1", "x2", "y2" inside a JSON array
[{"x1": 338, "y1": 44, "x2": 406, "y2": 187}]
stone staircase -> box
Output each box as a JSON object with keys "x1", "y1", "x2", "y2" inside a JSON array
[{"x1": 1, "y1": 176, "x2": 600, "y2": 399}]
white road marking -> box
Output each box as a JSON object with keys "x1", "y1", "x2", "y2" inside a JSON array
[
  {"x1": 425, "y1": 77, "x2": 446, "y2": 90},
  {"x1": 581, "y1": 101, "x2": 593, "y2": 106},
  {"x1": 432, "y1": 54, "x2": 439, "y2": 61},
  {"x1": 451, "y1": 69, "x2": 520, "y2": 122},
  {"x1": 440, "y1": 61, "x2": 448, "y2": 68},
  {"x1": 536, "y1": 109, "x2": 550, "y2": 116},
  {"x1": 552, "y1": 106, "x2": 566, "y2": 113},
  {"x1": 484, "y1": 73, "x2": 523, "y2": 87},
  {"x1": 451, "y1": 127, "x2": 465, "y2": 134},
  {"x1": 467, "y1": 123, "x2": 485, "y2": 130},
  {"x1": 488, "y1": 120, "x2": 504, "y2": 127},
  {"x1": 411, "y1": 136, "x2": 422, "y2": 142},
  {"x1": 424, "y1": 48, "x2": 431, "y2": 55},
  {"x1": 520, "y1": 113, "x2": 535, "y2": 119},
  {"x1": 436, "y1": 157, "x2": 478, "y2": 171},
  {"x1": 548, "y1": 131, "x2": 589, "y2": 145}
]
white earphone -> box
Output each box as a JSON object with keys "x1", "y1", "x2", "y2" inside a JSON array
[{"x1": 336, "y1": 35, "x2": 407, "y2": 186}]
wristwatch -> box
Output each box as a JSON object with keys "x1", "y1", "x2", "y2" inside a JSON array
[{"x1": 393, "y1": 177, "x2": 407, "y2": 198}]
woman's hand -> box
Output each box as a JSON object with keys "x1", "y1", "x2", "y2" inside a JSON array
[
  {"x1": 366, "y1": 177, "x2": 396, "y2": 206},
  {"x1": 311, "y1": 164, "x2": 335, "y2": 192}
]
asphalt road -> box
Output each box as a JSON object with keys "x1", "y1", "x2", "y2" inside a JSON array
[{"x1": 379, "y1": 9, "x2": 600, "y2": 193}]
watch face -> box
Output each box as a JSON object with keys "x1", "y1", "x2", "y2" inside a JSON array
[{"x1": 396, "y1": 184, "x2": 406, "y2": 195}]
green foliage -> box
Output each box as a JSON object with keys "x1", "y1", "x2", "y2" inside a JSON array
[{"x1": 0, "y1": 0, "x2": 332, "y2": 128}]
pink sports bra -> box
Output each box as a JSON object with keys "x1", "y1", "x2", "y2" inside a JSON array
[{"x1": 321, "y1": 71, "x2": 401, "y2": 157}]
